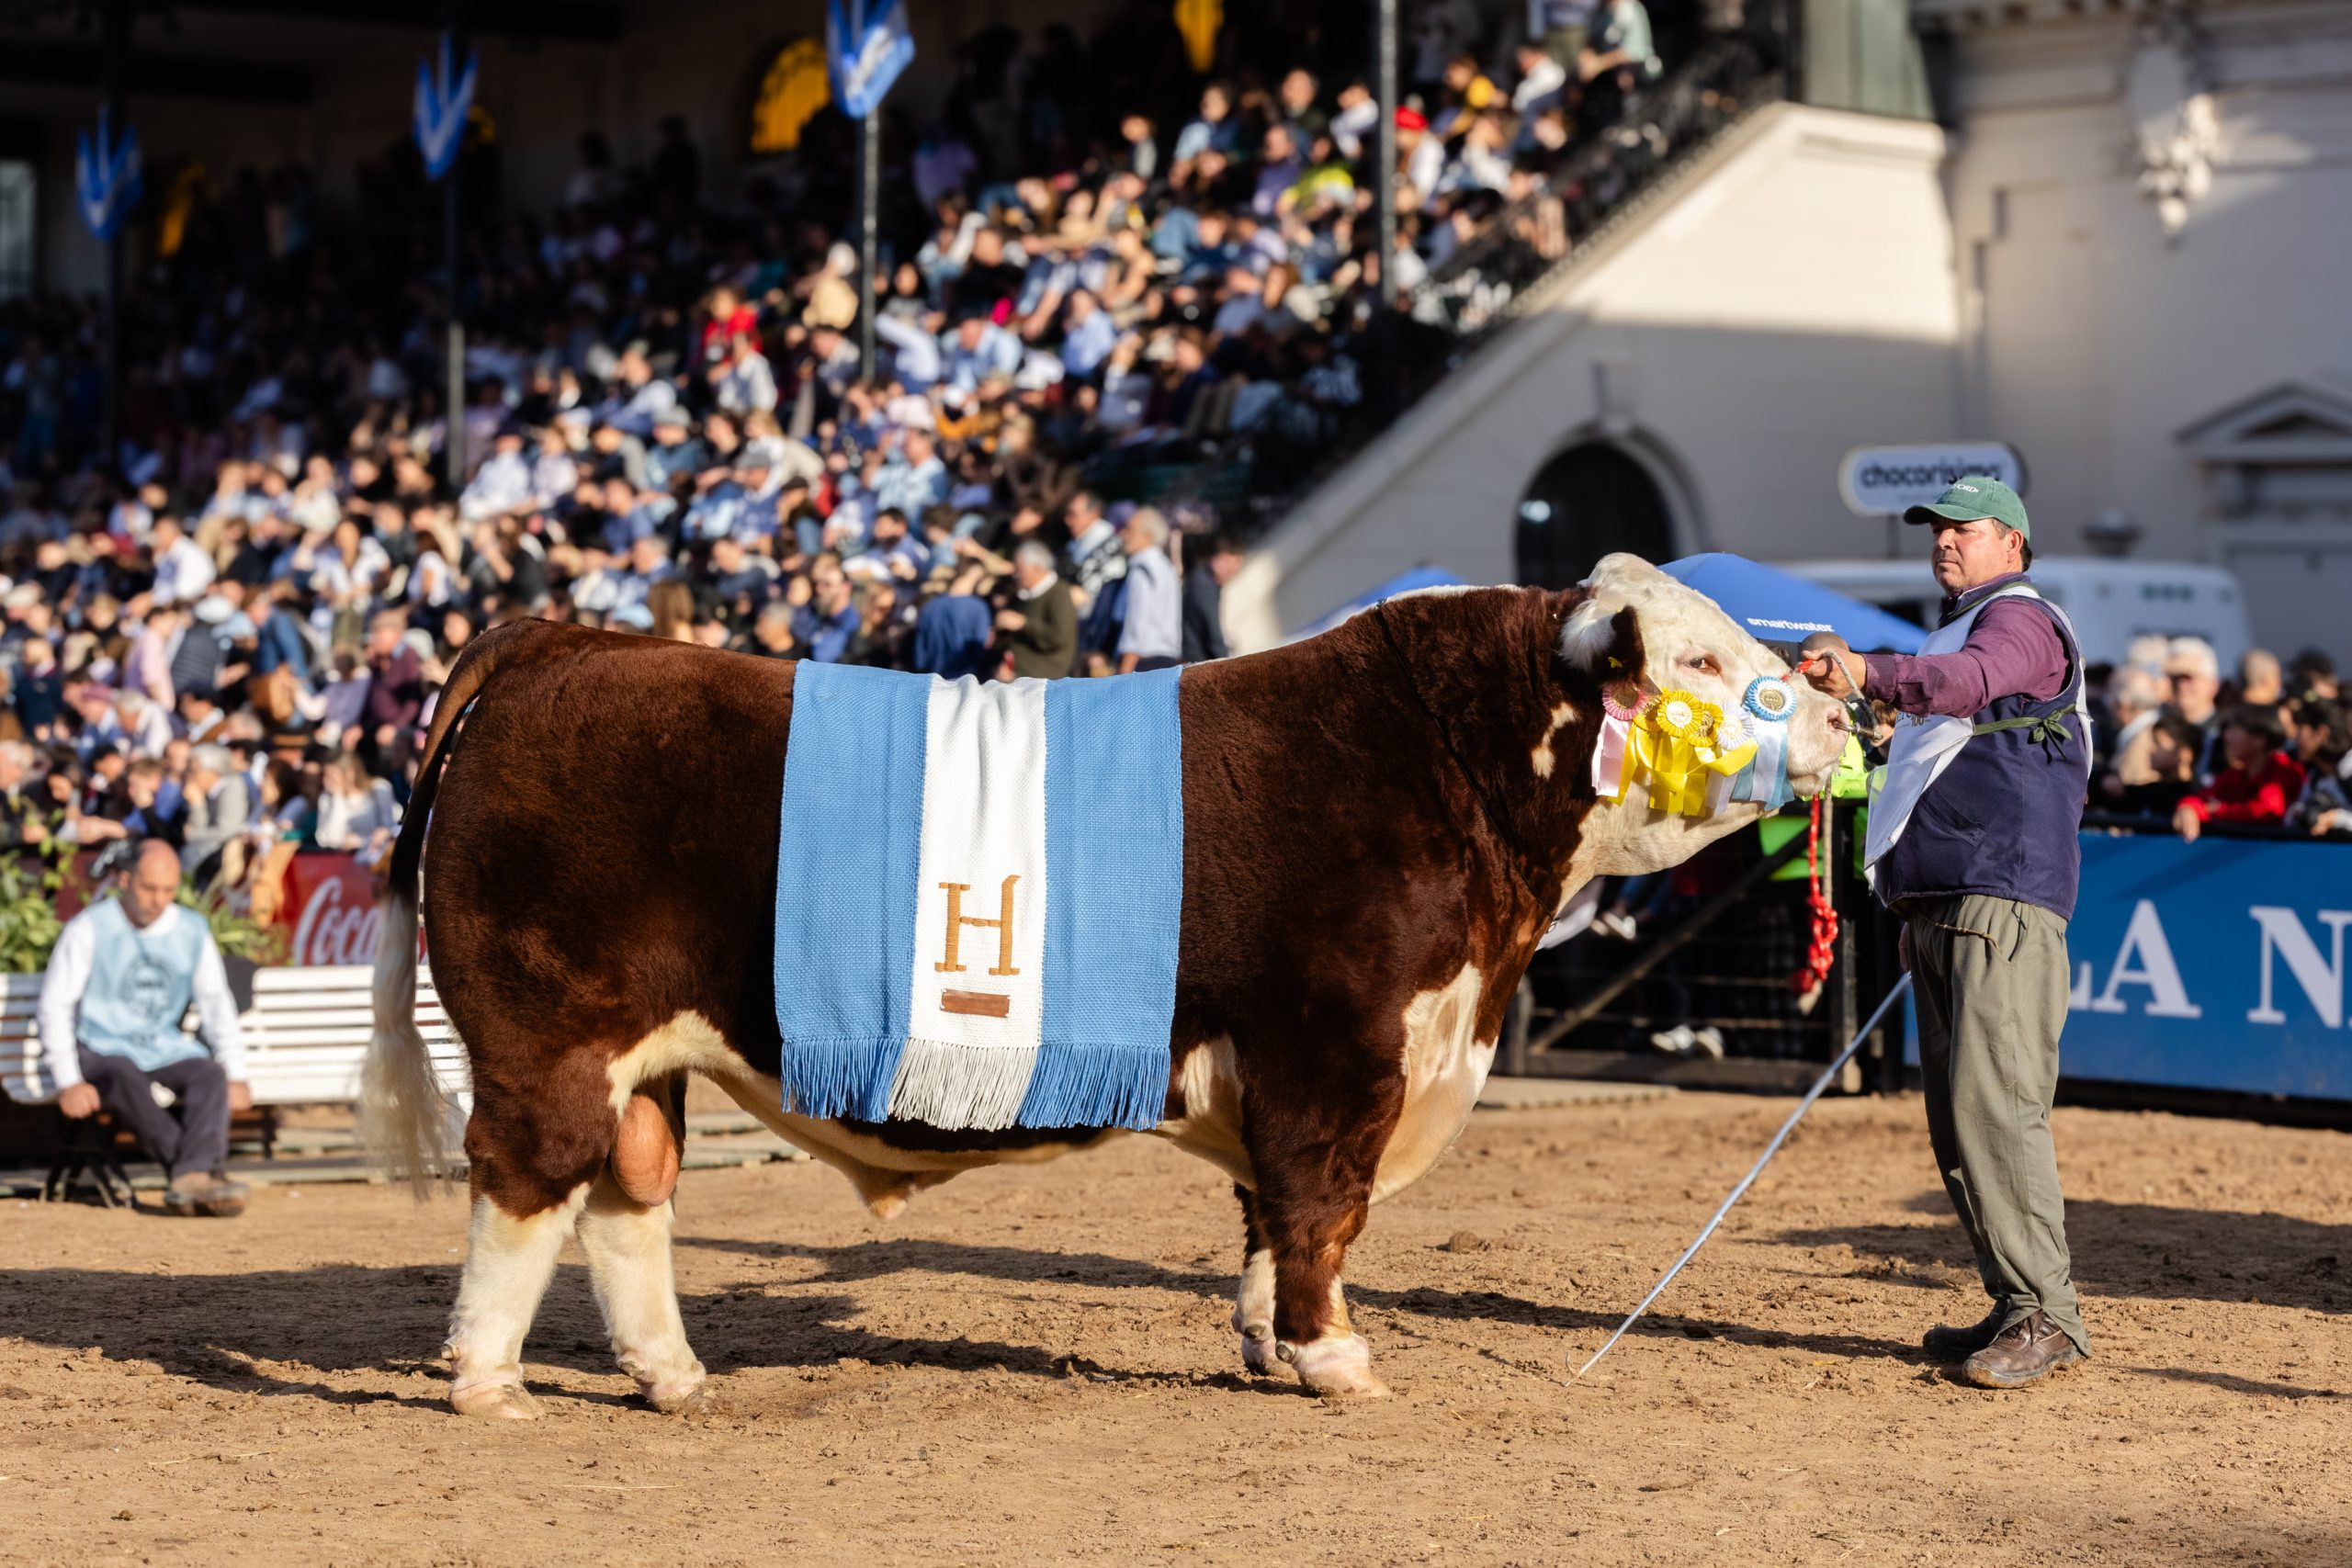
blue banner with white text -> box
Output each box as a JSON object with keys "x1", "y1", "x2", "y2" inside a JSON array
[{"x1": 2058, "y1": 834, "x2": 2351, "y2": 1100}]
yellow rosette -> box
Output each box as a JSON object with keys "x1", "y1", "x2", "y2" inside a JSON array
[{"x1": 1626, "y1": 690, "x2": 1759, "y2": 816}]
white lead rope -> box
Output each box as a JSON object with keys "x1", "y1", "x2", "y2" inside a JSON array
[{"x1": 1571, "y1": 972, "x2": 1915, "y2": 1379}]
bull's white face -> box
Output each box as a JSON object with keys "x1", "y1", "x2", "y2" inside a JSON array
[{"x1": 1559, "y1": 553, "x2": 1850, "y2": 877}]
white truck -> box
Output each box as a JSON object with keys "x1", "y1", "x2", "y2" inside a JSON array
[{"x1": 1781, "y1": 557, "x2": 2253, "y2": 670}]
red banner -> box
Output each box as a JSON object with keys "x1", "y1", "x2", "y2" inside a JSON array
[{"x1": 277, "y1": 852, "x2": 384, "y2": 967}]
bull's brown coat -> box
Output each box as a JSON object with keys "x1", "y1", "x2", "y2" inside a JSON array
[{"x1": 378, "y1": 566, "x2": 1839, "y2": 1406}]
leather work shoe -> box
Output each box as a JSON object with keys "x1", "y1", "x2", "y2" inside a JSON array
[
  {"x1": 1921, "y1": 1306, "x2": 2008, "y2": 1361},
  {"x1": 1961, "y1": 1311, "x2": 2084, "y2": 1389},
  {"x1": 163, "y1": 1170, "x2": 249, "y2": 1218}
]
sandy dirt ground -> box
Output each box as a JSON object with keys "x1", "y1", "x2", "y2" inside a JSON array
[{"x1": 3, "y1": 1090, "x2": 2348, "y2": 1567}]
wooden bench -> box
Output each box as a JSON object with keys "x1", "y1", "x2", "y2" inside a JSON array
[{"x1": 1, "y1": 964, "x2": 470, "y2": 1192}]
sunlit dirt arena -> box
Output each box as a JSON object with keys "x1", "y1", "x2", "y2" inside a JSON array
[{"x1": 4, "y1": 1091, "x2": 2347, "y2": 1567}]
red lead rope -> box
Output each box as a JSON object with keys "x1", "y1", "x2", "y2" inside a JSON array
[{"x1": 1793, "y1": 793, "x2": 1839, "y2": 996}]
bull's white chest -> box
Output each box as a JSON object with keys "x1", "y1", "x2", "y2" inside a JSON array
[
  {"x1": 1153, "y1": 965, "x2": 1496, "y2": 1203},
  {"x1": 1372, "y1": 964, "x2": 1495, "y2": 1202}
]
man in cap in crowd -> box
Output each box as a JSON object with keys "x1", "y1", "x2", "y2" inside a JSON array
[
  {"x1": 40, "y1": 840, "x2": 251, "y2": 1216},
  {"x1": 2162, "y1": 637, "x2": 2223, "y2": 781},
  {"x1": 1801, "y1": 476, "x2": 2093, "y2": 1389}
]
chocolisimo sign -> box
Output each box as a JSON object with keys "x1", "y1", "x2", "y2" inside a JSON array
[
  {"x1": 278, "y1": 854, "x2": 386, "y2": 966},
  {"x1": 1837, "y1": 442, "x2": 2027, "y2": 517}
]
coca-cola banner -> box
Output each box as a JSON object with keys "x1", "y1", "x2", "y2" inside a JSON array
[{"x1": 277, "y1": 853, "x2": 385, "y2": 966}]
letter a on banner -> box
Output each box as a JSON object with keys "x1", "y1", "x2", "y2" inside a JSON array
[{"x1": 413, "y1": 32, "x2": 479, "y2": 181}]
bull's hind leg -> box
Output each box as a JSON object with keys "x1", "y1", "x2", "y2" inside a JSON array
[
  {"x1": 446, "y1": 1186, "x2": 589, "y2": 1418},
  {"x1": 1247, "y1": 1098, "x2": 1396, "y2": 1399},
  {"x1": 1231, "y1": 1185, "x2": 1278, "y2": 1375},
  {"x1": 577, "y1": 1170, "x2": 708, "y2": 1413}
]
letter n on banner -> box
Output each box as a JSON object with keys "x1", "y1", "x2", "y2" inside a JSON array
[{"x1": 2246, "y1": 906, "x2": 2352, "y2": 1028}]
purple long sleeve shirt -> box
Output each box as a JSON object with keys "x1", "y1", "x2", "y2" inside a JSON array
[{"x1": 1860, "y1": 573, "x2": 2069, "y2": 719}]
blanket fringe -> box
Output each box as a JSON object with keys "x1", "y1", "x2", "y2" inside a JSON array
[
  {"x1": 778, "y1": 1037, "x2": 905, "y2": 1123},
  {"x1": 784, "y1": 1036, "x2": 1170, "y2": 1133},
  {"x1": 1017, "y1": 1040, "x2": 1169, "y2": 1132},
  {"x1": 887, "y1": 1038, "x2": 1040, "y2": 1131}
]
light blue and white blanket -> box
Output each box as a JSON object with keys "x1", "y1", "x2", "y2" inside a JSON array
[{"x1": 774, "y1": 663, "x2": 1183, "y2": 1132}]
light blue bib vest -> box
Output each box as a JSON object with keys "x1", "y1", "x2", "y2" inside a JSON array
[{"x1": 76, "y1": 901, "x2": 209, "y2": 1073}]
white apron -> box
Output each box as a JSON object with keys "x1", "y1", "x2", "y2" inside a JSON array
[{"x1": 1863, "y1": 583, "x2": 2094, "y2": 877}]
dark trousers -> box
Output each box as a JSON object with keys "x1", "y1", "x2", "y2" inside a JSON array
[{"x1": 74, "y1": 1046, "x2": 232, "y2": 1179}]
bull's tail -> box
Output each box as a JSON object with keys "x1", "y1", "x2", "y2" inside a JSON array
[{"x1": 361, "y1": 624, "x2": 530, "y2": 1197}]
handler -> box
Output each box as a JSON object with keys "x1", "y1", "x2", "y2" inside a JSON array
[{"x1": 1800, "y1": 476, "x2": 2091, "y2": 1389}]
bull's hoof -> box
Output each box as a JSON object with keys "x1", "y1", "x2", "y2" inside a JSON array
[
  {"x1": 643, "y1": 1378, "x2": 713, "y2": 1416},
  {"x1": 1279, "y1": 1335, "x2": 1390, "y2": 1399},
  {"x1": 451, "y1": 1380, "x2": 543, "y2": 1420},
  {"x1": 1238, "y1": 1327, "x2": 1279, "y2": 1376}
]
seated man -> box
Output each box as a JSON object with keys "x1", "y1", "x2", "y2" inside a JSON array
[{"x1": 39, "y1": 839, "x2": 252, "y2": 1216}]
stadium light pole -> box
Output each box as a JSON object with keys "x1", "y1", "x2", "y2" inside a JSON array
[
  {"x1": 859, "y1": 107, "x2": 878, "y2": 383},
  {"x1": 98, "y1": 0, "x2": 129, "y2": 467},
  {"x1": 443, "y1": 0, "x2": 467, "y2": 491},
  {"x1": 1373, "y1": 0, "x2": 1398, "y2": 418}
]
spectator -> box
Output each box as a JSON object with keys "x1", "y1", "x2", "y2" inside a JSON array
[
  {"x1": 911, "y1": 581, "x2": 995, "y2": 679},
  {"x1": 2162, "y1": 637, "x2": 2222, "y2": 779},
  {"x1": 2286, "y1": 699, "x2": 2352, "y2": 839},
  {"x1": 0, "y1": 739, "x2": 49, "y2": 852},
  {"x1": 361, "y1": 607, "x2": 426, "y2": 770},
  {"x1": 745, "y1": 601, "x2": 800, "y2": 660},
  {"x1": 2174, "y1": 705, "x2": 2303, "y2": 843},
  {"x1": 144, "y1": 515, "x2": 212, "y2": 608},
  {"x1": 999, "y1": 540, "x2": 1078, "y2": 679},
  {"x1": 1115, "y1": 508, "x2": 1182, "y2": 674},
  {"x1": 314, "y1": 754, "x2": 401, "y2": 865},
  {"x1": 181, "y1": 742, "x2": 254, "y2": 881},
  {"x1": 2096, "y1": 665, "x2": 2166, "y2": 807},
  {"x1": 2289, "y1": 649, "x2": 2339, "y2": 705},
  {"x1": 39, "y1": 840, "x2": 251, "y2": 1218},
  {"x1": 1182, "y1": 534, "x2": 1244, "y2": 663},
  {"x1": 2238, "y1": 647, "x2": 2284, "y2": 709},
  {"x1": 793, "y1": 557, "x2": 864, "y2": 663}
]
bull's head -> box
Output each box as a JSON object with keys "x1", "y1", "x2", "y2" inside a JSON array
[{"x1": 1556, "y1": 553, "x2": 1850, "y2": 875}]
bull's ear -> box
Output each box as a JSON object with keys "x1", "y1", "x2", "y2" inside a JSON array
[{"x1": 1558, "y1": 598, "x2": 1645, "y2": 686}]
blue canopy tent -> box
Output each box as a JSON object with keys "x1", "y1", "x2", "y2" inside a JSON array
[
  {"x1": 1292, "y1": 565, "x2": 1465, "y2": 642},
  {"x1": 1661, "y1": 554, "x2": 1927, "y2": 654}
]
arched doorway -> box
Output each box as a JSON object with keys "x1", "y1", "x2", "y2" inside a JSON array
[{"x1": 1514, "y1": 443, "x2": 1675, "y2": 588}]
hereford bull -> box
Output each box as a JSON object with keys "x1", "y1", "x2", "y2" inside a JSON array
[{"x1": 364, "y1": 553, "x2": 1847, "y2": 1416}]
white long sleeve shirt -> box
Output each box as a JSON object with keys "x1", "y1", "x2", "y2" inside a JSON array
[
  {"x1": 37, "y1": 902, "x2": 246, "y2": 1091},
  {"x1": 1116, "y1": 546, "x2": 1183, "y2": 661}
]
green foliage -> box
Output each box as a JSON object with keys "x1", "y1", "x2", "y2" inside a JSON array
[
  {"x1": 0, "y1": 850, "x2": 64, "y2": 975},
  {"x1": 178, "y1": 882, "x2": 287, "y2": 965},
  {"x1": 0, "y1": 840, "x2": 288, "y2": 973}
]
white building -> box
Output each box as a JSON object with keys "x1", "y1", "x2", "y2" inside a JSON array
[{"x1": 1227, "y1": 0, "x2": 2352, "y2": 666}]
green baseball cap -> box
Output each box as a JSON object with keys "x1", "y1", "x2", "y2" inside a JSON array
[{"x1": 1903, "y1": 475, "x2": 2030, "y2": 539}]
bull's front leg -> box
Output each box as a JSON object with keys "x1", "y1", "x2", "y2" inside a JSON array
[
  {"x1": 1244, "y1": 1086, "x2": 1397, "y2": 1399},
  {"x1": 1230, "y1": 1185, "x2": 1278, "y2": 1375}
]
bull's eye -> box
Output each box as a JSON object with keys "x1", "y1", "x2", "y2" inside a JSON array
[{"x1": 1683, "y1": 654, "x2": 1721, "y2": 678}]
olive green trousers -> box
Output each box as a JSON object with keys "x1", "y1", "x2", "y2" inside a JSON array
[{"x1": 1906, "y1": 893, "x2": 2088, "y2": 1353}]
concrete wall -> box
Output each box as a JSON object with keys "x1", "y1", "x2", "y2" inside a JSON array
[
  {"x1": 1224, "y1": 105, "x2": 1965, "y2": 649},
  {"x1": 1937, "y1": 1, "x2": 2352, "y2": 547}
]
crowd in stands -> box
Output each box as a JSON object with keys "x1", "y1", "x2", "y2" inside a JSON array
[
  {"x1": 0, "y1": 2, "x2": 1701, "y2": 903},
  {"x1": 2087, "y1": 639, "x2": 2350, "y2": 840}
]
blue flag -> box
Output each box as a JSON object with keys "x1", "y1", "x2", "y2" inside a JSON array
[
  {"x1": 74, "y1": 109, "x2": 141, "y2": 242},
  {"x1": 413, "y1": 33, "x2": 479, "y2": 181},
  {"x1": 827, "y1": 0, "x2": 915, "y2": 120}
]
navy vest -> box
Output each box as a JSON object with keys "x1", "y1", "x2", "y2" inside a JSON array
[{"x1": 1878, "y1": 581, "x2": 2090, "y2": 921}]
